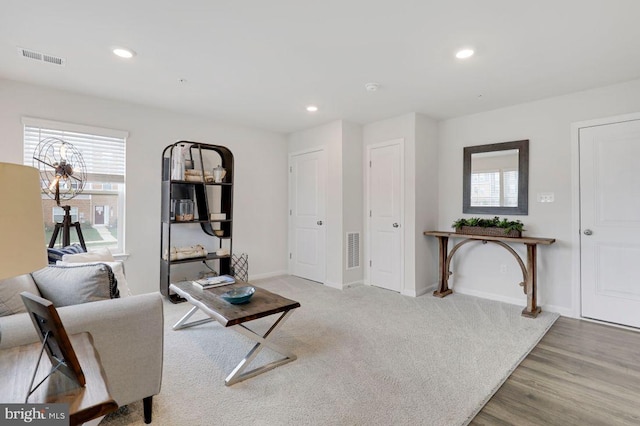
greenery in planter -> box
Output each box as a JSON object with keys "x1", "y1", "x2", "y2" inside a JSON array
[{"x1": 452, "y1": 216, "x2": 524, "y2": 234}]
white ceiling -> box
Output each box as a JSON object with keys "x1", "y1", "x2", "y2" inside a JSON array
[{"x1": 2, "y1": 1, "x2": 640, "y2": 133}]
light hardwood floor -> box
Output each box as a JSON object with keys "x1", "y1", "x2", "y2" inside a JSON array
[{"x1": 472, "y1": 317, "x2": 640, "y2": 425}]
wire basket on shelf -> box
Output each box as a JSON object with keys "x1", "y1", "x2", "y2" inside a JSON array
[{"x1": 231, "y1": 253, "x2": 249, "y2": 282}]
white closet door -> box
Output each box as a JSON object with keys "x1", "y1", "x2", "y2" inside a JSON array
[
  {"x1": 368, "y1": 140, "x2": 403, "y2": 292},
  {"x1": 580, "y1": 119, "x2": 640, "y2": 328},
  {"x1": 290, "y1": 149, "x2": 326, "y2": 283}
]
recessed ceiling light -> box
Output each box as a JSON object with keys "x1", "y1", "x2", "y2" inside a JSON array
[
  {"x1": 365, "y1": 82, "x2": 380, "y2": 92},
  {"x1": 455, "y1": 48, "x2": 474, "y2": 59},
  {"x1": 113, "y1": 47, "x2": 136, "y2": 59},
  {"x1": 306, "y1": 105, "x2": 318, "y2": 112}
]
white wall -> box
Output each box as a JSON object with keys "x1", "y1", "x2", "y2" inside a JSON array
[
  {"x1": 362, "y1": 113, "x2": 439, "y2": 296},
  {"x1": 0, "y1": 79, "x2": 289, "y2": 294},
  {"x1": 362, "y1": 114, "x2": 414, "y2": 295},
  {"x1": 363, "y1": 114, "x2": 414, "y2": 293},
  {"x1": 342, "y1": 121, "x2": 363, "y2": 286},
  {"x1": 288, "y1": 120, "x2": 343, "y2": 288},
  {"x1": 415, "y1": 114, "x2": 439, "y2": 296},
  {"x1": 437, "y1": 78, "x2": 640, "y2": 315},
  {"x1": 287, "y1": 120, "x2": 364, "y2": 288},
  {"x1": 7, "y1": 72, "x2": 640, "y2": 311}
]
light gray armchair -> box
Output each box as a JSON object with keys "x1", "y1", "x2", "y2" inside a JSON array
[{"x1": 0, "y1": 272, "x2": 163, "y2": 423}]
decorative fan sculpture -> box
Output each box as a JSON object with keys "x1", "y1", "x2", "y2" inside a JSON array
[{"x1": 32, "y1": 138, "x2": 88, "y2": 249}]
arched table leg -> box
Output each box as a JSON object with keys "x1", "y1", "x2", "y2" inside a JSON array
[
  {"x1": 522, "y1": 244, "x2": 541, "y2": 318},
  {"x1": 433, "y1": 236, "x2": 452, "y2": 297},
  {"x1": 427, "y1": 233, "x2": 553, "y2": 318}
]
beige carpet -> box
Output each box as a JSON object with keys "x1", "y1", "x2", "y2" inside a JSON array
[{"x1": 101, "y1": 275, "x2": 558, "y2": 426}]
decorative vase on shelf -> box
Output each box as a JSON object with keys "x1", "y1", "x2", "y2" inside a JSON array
[
  {"x1": 213, "y1": 165, "x2": 226, "y2": 183},
  {"x1": 176, "y1": 199, "x2": 194, "y2": 222},
  {"x1": 171, "y1": 144, "x2": 190, "y2": 180}
]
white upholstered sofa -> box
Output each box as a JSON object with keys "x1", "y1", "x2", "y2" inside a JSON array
[{"x1": 0, "y1": 263, "x2": 163, "y2": 424}]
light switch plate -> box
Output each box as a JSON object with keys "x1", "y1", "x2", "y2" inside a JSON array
[{"x1": 537, "y1": 192, "x2": 554, "y2": 203}]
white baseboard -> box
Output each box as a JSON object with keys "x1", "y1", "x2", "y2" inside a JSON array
[
  {"x1": 249, "y1": 270, "x2": 288, "y2": 281},
  {"x1": 324, "y1": 281, "x2": 343, "y2": 290},
  {"x1": 422, "y1": 283, "x2": 438, "y2": 296},
  {"x1": 344, "y1": 280, "x2": 363, "y2": 288},
  {"x1": 543, "y1": 304, "x2": 574, "y2": 317},
  {"x1": 454, "y1": 287, "x2": 525, "y2": 307},
  {"x1": 254, "y1": 273, "x2": 348, "y2": 290},
  {"x1": 454, "y1": 287, "x2": 574, "y2": 316},
  {"x1": 402, "y1": 283, "x2": 436, "y2": 297}
]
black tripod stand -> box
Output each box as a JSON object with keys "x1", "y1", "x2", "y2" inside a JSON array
[{"x1": 48, "y1": 205, "x2": 86, "y2": 250}]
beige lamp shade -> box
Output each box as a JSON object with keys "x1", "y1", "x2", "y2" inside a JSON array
[{"x1": 0, "y1": 163, "x2": 47, "y2": 280}]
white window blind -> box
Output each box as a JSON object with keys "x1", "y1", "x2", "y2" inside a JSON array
[
  {"x1": 471, "y1": 171, "x2": 501, "y2": 206},
  {"x1": 23, "y1": 126, "x2": 126, "y2": 179},
  {"x1": 503, "y1": 169, "x2": 519, "y2": 207},
  {"x1": 22, "y1": 118, "x2": 127, "y2": 254},
  {"x1": 471, "y1": 169, "x2": 518, "y2": 207}
]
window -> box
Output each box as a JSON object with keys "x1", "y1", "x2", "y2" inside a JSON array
[
  {"x1": 23, "y1": 118, "x2": 127, "y2": 254},
  {"x1": 53, "y1": 206, "x2": 78, "y2": 223},
  {"x1": 502, "y1": 169, "x2": 518, "y2": 207},
  {"x1": 471, "y1": 169, "x2": 518, "y2": 207}
]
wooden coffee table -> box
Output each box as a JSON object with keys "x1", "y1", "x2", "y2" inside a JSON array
[{"x1": 169, "y1": 281, "x2": 300, "y2": 386}]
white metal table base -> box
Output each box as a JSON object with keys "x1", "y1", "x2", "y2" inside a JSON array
[
  {"x1": 172, "y1": 306, "x2": 297, "y2": 386},
  {"x1": 172, "y1": 305, "x2": 214, "y2": 330}
]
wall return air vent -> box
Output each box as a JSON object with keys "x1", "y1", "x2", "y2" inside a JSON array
[
  {"x1": 17, "y1": 47, "x2": 66, "y2": 66},
  {"x1": 346, "y1": 232, "x2": 360, "y2": 270}
]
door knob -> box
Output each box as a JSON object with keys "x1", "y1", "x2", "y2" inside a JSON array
[
  {"x1": 317, "y1": 220, "x2": 323, "y2": 226},
  {"x1": 392, "y1": 223, "x2": 400, "y2": 228},
  {"x1": 583, "y1": 229, "x2": 593, "y2": 235}
]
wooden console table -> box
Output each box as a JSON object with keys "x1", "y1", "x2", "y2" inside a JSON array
[{"x1": 423, "y1": 231, "x2": 555, "y2": 318}]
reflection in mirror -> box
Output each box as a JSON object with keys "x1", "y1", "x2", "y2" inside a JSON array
[
  {"x1": 463, "y1": 140, "x2": 528, "y2": 215},
  {"x1": 470, "y1": 149, "x2": 519, "y2": 207}
]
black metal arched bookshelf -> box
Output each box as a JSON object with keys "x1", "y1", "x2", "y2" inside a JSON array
[{"x1": 160, "y1": 141, "x2": 234, "y2": 303}]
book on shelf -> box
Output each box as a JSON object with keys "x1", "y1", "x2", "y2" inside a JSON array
[{"x1": 192, "y1": 275, "x2": 235, "y2": 289}]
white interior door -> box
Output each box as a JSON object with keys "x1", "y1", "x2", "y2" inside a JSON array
[
  {"x1": 290, "y1": 149, "x2": 326, "y2": 283},
  {"x1": 367, "y1": 140, "x2": 403, "y2": 292},
  {"x1": 580, "y1": 119, "x2": 640, "y2": 328}
]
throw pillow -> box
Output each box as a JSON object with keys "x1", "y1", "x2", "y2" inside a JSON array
[
  {"x1": 56, "y1": 260, "x2": 131, "y2": 297},
  {"x1": 0, "y1": 274, "x2": 41, "y2": 316},
  {"x1": 61, "y1": 247, "x2": 115, "y2": 263},
  {"x1": 47, "y1": 244, "x2": 86, "y2": 264},
  {"x1": 32, "y1": 264, "x2": 119, "y2": 307}
]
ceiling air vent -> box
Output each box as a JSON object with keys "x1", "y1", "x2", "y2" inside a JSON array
[{"x1": 17, "y1": 47, "x2": 66, "y2": 66}]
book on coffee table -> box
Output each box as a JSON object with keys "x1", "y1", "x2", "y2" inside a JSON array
[{"x1": 192, "y1": 275, "x2": 235, "y2": 289}]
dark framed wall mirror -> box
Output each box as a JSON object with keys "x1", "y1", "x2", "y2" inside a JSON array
[{"x1": 463, "y1": 139, "x2": 529, "y2": 215}]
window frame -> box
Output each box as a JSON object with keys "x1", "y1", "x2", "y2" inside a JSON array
[{"x1": 22, "y1": 117, "x2": 128, "y2": 254}]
